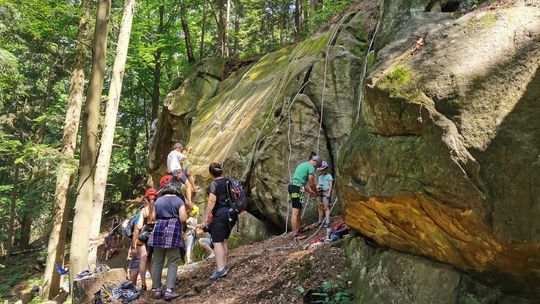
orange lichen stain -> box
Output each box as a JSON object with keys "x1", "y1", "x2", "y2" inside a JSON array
[{"x1": 343, "y1": 189, "x2": 540, "y2": 289}]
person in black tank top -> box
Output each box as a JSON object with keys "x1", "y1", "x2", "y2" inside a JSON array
[{"x1": 203, "y1": 162, "x2": 237, "y2": 280}]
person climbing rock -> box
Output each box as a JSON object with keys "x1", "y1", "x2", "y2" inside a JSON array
[
  {"x1": 203, "y1": 162, "x2": 238, "y2": 280},
  {"x1": 288, "y1": 155, "x2": 322, "y2": 240},
  {"x1": 317, "y1": 161, "x2": 333, "y2": 228},
  {"x1": 148, "y1": 179, "x2": 188, "y2": 300},
  {"x1": 166, "y1": 142, "x2": 199, "y2": 192},
  {"x1": 184, "y1": 205, "x2": 200, "y2": 264},
  {"x1": 130, "y1": 187, "x2": 158, "y2": 291}
]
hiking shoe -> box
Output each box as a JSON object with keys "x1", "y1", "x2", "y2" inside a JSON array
[
  {"x1": 163, "y1": 289, "x2": 180, "y2": 301},
  {"x1": 207, "y1": 253, "x2": 215, "y2": 259},
  {"x1": 323, "y1": 222, "x2": 330, "y2": 228},
  {"x1": 140, "y1": 285, "x2": 147, "y2": 291},
  {"x1": 209, "y1": 268, "x2": 228, "y2": 280},
  {"x1": 152, "y1": 288, "x2": 162, "y2": 299},
  {"x1": 223, "y1": 266, "x2": 229, "y2": 275},
  {"x1": 74, "y1": 270, "x2": 95, "y2": 281}
]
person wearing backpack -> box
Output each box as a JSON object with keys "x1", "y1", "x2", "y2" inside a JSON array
[
  {"x1": 148, "y1": 179, "x2": 187, "y2": 300},
  {"x1": 203, "y1": 162, "x2": 238, "y2": 280},
  {"x1": 288, "y1": 155, "x2": 322, "y2": 240},
  {"x1": 130, "y1": 187, "x2": 158, "y2": 291}
]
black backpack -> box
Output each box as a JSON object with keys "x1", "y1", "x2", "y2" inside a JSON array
[{"x1": 225, "y1": 177, "x2": 247, "y2": 214}]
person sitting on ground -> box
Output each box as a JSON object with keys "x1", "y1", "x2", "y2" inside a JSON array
[
  {"x1": 288, "y1": 155, "x2": 322, "y2": 240},
  {"x1": 184, "y1": 205, "x2": 200, "y2": 265},
  {"x1": 130, "y1": 187, "x2": 158, "y2": 291},
  {"x1": 167, "y1": 142, "x2": 199, "y2": 192},
  {"x1": 148, "y1": 179, "x2": 187, "y2": 300},
  {"x1": 203, "y1": 162, "x2": 238, "y2": 280},
  {"x1": 196, "y1": 225, "x2": 215, "y2": 259},
  {"x1": 317, "y1": 161, "x2": 333, "y2": 228}
]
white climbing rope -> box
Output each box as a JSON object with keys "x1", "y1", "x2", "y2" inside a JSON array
[
  {"x1": 355, "y1": 19, "x2": 380, "y2": 123},
  {"x1": 316, "y1": 16, "x2": 346, "y2": 154}
]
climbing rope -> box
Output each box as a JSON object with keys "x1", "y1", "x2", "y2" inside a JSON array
[{"x1": 355, "y1": 19, "x2": 380, "y2": 123}]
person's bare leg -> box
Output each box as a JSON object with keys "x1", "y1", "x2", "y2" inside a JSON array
[
  {"x1": 213, "y1": 242, "x2": 226, "y2": 271},
  {"x1": 139, "y1": 245, "x2": 149, "y2": 288},
  {"x1": 291, "y1": 208, "x2": 300, "y2": 234},
  {"x1": 130, "y1": 269, "x2": 138, "y2": 285},
  {"x1": 187, "y1": 170, "x2": 198, "y2": 192},
  {"x1": 223, "y1": 239, "x2": 229, "y2": 266},
  {"x1": 318, "y1": 204, "x2": 323, "y2": 224},
  {"x1": 199, "y1": 240, "x2": 214, "y2": 256},
  {"x1": 324, "y1": 204, "x2": 330, "y2": 224}
]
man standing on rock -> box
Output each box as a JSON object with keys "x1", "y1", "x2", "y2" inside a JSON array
[
  {"x1": 167, "y1": 143, "x2": 199, "y2": 192},
  {"x1": 288, "y1": 155, "x2": 322, "y2": 240}
]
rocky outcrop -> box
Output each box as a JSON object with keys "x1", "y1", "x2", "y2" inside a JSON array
[
  {"x1": 346, "y1": 237, "x2": 537, "y2": 304},
  {"x1": 149, "y1": 10, "x2": 375, "y2": 229},
  {"x1": 339, "y1": 2, "x2": 540, "y2": 298}
]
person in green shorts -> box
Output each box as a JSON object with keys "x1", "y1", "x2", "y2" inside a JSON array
[{"x1": 288, "y1": 155, "x2": 322, "y2": 240}]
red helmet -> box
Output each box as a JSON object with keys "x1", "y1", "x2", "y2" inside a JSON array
[
  {"x1": 159, "y1": 175, "x2": 173, "y2": 188},
  {"x1": 145, "y1": 188, "x2": 158, "y2": 198}
]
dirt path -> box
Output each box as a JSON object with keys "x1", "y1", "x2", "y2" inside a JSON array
[{"x1": 131, "y1": 217, "x2": 350, "y2": 304}]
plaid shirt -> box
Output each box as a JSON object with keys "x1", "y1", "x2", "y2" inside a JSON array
[{"x1": 148, "y1": 217, "x2": 185, "y2": 249}]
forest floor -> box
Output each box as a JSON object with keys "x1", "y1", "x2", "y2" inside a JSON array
[{"x1": 123, "y1": 216, "x2": 353, "y2": 304}]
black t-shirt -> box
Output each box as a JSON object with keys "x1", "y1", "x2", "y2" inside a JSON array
[{"x1": 208, "y1": 178, "x2": 229, "y2": 212}]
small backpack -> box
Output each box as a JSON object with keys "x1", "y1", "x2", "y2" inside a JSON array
[
  {"x1": 225, "y1": 177, "x2": 247, "y2": 214},
  {"x1": 122, "y1": 213, "x2": 140, "y2": 238}
]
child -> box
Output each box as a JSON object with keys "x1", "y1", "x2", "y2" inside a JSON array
[
  {"x1": 317, "y1": 161, "x2": 333, "y2": 228},
  {"x1": 184, "y1": 205, "x2": 200, "y2": 264}
]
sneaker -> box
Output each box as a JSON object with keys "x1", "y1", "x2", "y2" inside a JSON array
[
  {"x1": 223, "y1": 266, "x2": 229, "y2": 275},
  {"x1": 163, "y1": 289, "x2": 180, "y2": 301},
  {"x1": 209, "y1": 268, "x2": 228, "y2": 280},
  {"x1": 152, "y1": 288, "x2": 162, "y2": 299},
  {"x1": 323, "y1": 222, "x2": 330, "y2": 228},
  {"x1": 207, "y1": 253, "x2": 215, "y2": 259},
  {"x1": 140, "y1": 285, "x2": 147, "y2": 291},
  {"x1": 74, "y1": 270, "x2": 94, "y2": 281}
]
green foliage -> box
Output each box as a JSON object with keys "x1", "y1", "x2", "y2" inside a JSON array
[
  {"x1": 0, "y1": 249, "x2": 47, "y2": 300},
  {"x1": 378, "y1": 66, "x2": 414, "y2": 98},
  {"x1": 296, "y1": 270, "x2": 354, "y2": 304}
]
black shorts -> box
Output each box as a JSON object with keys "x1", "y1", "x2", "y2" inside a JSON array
[
  {"x1": 210, "y1": 209, "x2": 237, "y2": 243},
  {"x1": 288, "y1": 184, "x2": 302, "y2": 209}
]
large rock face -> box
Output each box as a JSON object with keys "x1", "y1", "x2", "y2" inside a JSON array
[
  {"x1": 339, "y1": 2, "x2": 540, "y2": 297},
  {"x1": 149, "y1": 11, "x2": 374, "y2": 229}
]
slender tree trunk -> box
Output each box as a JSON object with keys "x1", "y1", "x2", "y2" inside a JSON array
[
  {"x1": 88, "y1": 0, "x2": 136, "y2": 270},
  {"x1": 19, "y1": 212, "x2": 32, "y2": 249},
  {"x1": 43, "y1": 0, "x2": 92, "y2": 297},
  {"x1": 294, "y1": 0, "x2": 304, "y2": 37},
  {"x1": 199, "y1": 0, "x2": 207, "y2": 60},
  {"x1": 151, "y1": 4, "x2": 164, "y2": 121},
  {"x1": 233, "y1": 12, "x2": 239, "y2": 56},
  {"x1": 224, "y1": 0, "x2": 230, "y2": 57},
  {"x1": 179, "y1": 0, "x2": 195, "y2": 63},
  {"x1": 6, "y1": 165, "x2": 19, "y2": 261},
  {"x1": 69, "y1": 0, "x2": 111, "y2": 281}
]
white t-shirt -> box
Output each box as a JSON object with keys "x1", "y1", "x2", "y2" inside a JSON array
[{"x1": 167, "y1": 150, "x2": 184, "y2": 172}]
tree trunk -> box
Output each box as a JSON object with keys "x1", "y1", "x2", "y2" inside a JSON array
[
  {"x1": 69, "y1": 0, "x2": 111, "y2": 282},
  {"x1": 179, "y1": 0, "x2": 195, "y2": 63},
  {"x1": 224, "y1": 0, "x2": 230, "y2": 57},
  {"x1": 295, "y1": 0, "x2": 304, "y2": 37},
  {"x1": 42, "y1": 0, "x2": 92, "y2": 298},
  {"x1": 199, "y1": 0, "x2": 207, "y2": 60},
  {"x1": 151, "y1": 4, "x2": 164, "y2": 121},
  {"x1": 233, "y1": 11, "x2": 239, "y2": 56},
  {"x1": 18, "y1": 212, "x2": 32, "y2": 249},
  {"x1": 6, "y1": 165, "x2": 19, "y2": 261},
  {"x1": 88, "y1": 0, "x2": 136, "y2": 271}
]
